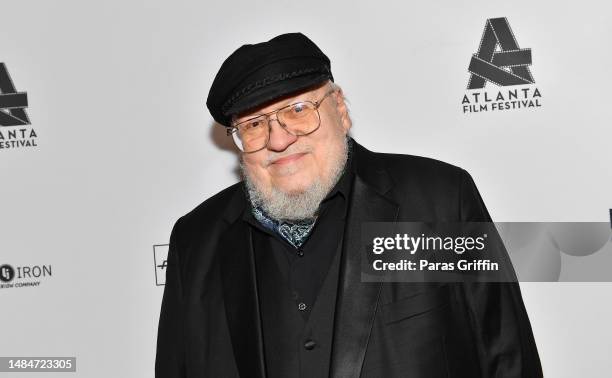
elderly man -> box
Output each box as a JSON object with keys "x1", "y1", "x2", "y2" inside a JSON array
[{"x1": 156, "y1": 33, "x2": 543, "y2": 378}]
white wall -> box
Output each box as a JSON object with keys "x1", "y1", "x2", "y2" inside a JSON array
[{"x1": 1, "y1": 1, "x2": 610, "y2": 377}]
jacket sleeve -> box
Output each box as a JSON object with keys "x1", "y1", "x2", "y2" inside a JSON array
[
  {"x1": 155, "y1": 217, "x2": 187, "y2": 378},
  {"x1": 457, "y1": 169, "x2": 543, "y2": 378}
]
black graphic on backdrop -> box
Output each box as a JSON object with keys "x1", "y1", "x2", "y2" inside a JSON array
[
  {"x1": 0, "y1": 63, "x2": 30, "y2": 127},
  {"x1": 153, "y1": 244, "x2": 169, "y2": 286},
  {"x1": 467, "y1": 17, "x2": 535, "y2": 89},
  {"x1": 0, "y1": 264, "x2": 15, "y2": 282},
  {"x1": 0, "y1": 263, "x2": 52, "y2": 289}
]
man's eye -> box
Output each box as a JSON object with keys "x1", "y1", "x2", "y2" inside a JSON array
[
  {"x1": 292, "y1": 104, "x2": 304, "y2": 113},
  {"x1": 248, "y1": 120, "x2": 262, "y2": 128}
]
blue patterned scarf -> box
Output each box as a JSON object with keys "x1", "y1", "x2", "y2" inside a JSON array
[{"x1": 251, "y1": 206, "x2": 316, "y2": 248}]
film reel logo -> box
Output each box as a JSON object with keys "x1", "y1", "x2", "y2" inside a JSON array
[{"x1": 467, "y1": 17, "x2": 535, "y2": 89}]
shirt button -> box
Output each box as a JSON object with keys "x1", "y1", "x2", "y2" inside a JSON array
[
  {"x1": 298, "y1": 302, "x2": 307, "y2": 311},
  {"x1": 304, "y1": 339, "x2": 316, "y2": 350}
]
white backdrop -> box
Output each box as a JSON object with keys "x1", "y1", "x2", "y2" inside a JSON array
[{"x1": 1, "y1": 0, "x2": 611, "y2": 377}]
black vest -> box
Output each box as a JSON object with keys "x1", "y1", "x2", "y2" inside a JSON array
[{"x1": 253, "y1": 229, "x2": 343, "y2": 378}]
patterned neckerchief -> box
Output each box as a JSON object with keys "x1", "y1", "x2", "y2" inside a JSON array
[{"x1": 251, "y1": 205, "x2": 316, "y2": 249}]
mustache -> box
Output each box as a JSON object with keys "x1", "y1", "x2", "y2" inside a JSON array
[{"x1": 264, "y1": 145, "x2": 314, "y2": 166}]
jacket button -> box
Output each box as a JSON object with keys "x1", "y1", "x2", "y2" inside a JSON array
[
  {"x1": 297, "y1": 249, "x2": 304, "y2": 257},
  {"x1": 303, "y1": 339, "x2": 316, "y2": 350},
  {"x1": 298, "y1": 302, "x2": 307, "y2": 311}
]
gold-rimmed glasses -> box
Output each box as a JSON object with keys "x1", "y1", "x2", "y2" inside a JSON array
[{"x1": 227, "y1": 89, "x2": 337, "y2": 153}]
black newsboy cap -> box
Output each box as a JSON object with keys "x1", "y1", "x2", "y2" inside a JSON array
[{"x1": 206, "y1": 32, "x2": 334, "y2": 126}]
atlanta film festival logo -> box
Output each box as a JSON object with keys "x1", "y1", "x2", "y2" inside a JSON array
[
  {"x1": 462, "y1": 17, "x2": 542, "y2": 114},
  {"x1": 0, "y1": 62, "x2": 37, "y2": 149}
]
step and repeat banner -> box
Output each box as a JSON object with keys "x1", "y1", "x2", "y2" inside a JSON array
[{"x1": 1, "y1": 1, "x2": 611, "y2": 377}]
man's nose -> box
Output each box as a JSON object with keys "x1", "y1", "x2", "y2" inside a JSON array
[{"x1": 266, "y1": 118, "x2": 298, "y2": 151}]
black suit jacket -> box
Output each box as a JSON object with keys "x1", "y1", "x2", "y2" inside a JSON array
[{"x1": 156, "y1": 139, "x2": 543, "y2": 378}]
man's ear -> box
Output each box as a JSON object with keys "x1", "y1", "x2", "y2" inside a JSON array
[{"x1": 333, "y1": 87, "x2": 352, "y2": 133}]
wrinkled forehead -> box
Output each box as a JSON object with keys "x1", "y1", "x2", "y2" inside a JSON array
[{"x1": 232, "y1": 81, "x2": 330, "y2": 124}]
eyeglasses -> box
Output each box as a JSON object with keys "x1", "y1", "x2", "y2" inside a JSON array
[{"x1": 227, "y1": 89, "x2": 337, "y2": 153}]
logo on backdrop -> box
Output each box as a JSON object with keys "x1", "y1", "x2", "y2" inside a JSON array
[
  {"x1": 153, "y1": 244, "x2": 169, "y2": 286},
  {"x1": 462, "y1": 18, "x2": 542, "y2": 114},
  {"x1": 0, "y1": 264, "x2": 15, "y2": 282},
  {"x1": 0, "y1": 62, "x2": 37, "y2": 149},
  {"x1": 0, "y1": 263, "x2": 52, "y2": 289}
]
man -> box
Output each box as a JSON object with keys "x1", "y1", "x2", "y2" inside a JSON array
[{"x1": 156, "y1": 33, "x2": 543, "y2": 377}]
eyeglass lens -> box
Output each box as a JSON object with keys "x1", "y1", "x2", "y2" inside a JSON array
[{"x1": 233, "y1": 102, "x2": 320, "y2": 152}]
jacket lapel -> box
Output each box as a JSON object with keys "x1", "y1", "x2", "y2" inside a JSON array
[
  {"x1": 329, "y1": 142, "x2": 400, "y2": 378},
  {"x1": 219, "y1": 209, "x2": 267, "y2": 378}
]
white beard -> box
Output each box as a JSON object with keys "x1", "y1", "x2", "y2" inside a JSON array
[{"x1": 242, "y1": 136, "x2": 349, "y2": 222}]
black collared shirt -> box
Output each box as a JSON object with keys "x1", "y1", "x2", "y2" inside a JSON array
[{"x1": 242, "y1": 143, "x2": 354, "y2": 320}]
